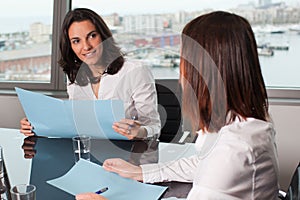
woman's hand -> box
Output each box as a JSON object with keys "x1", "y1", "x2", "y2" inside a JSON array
[
  {"x1": 103, "y1": 158, "x2": 143, "y2": 181},
  {"x1": 76, "y1": 193, "x2": 107, "y2": 200},
  {"x1": 112, "y1": 119, "x2": 146, "y2": 140},
  {"x1": 20, "y1": 118, "x2": 34, "y2": 136}
]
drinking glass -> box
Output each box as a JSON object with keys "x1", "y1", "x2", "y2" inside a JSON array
[
  {"x1": 10, "y1": 184, "x2": 36, "y2": 200},
  {"x1": 72, "y1": 136, "x2": 91, "y2": 163}
]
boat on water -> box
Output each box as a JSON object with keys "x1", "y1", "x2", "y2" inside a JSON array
[
  {"x1": 269, "y1": 45, "x2": 289, "y2": 50},
  {"x1": 257, "y1": 43, "x2": 289, "y2": 51},
  {"x1": 270, "y1": 30, "x2": 285, "y2": 34},
  {"x1": 257, "y1": 47, "x2": 274, "y2": 56},
  {"x1": 288, "y1": 25, "x2": 300, "y2": 33}
]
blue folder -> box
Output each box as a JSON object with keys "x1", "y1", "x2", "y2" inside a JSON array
[
  {"x1": 47, "y1": 159, "x2": 168, "y2": 200},
  {"x1": 15, "y1": 87, "x2": 127, "y2": 140}
]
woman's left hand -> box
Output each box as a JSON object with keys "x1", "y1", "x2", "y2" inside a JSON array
[
  {"x1": 103, "y1": 158, "x2": 143, "y2": 181},
  {"x1": 76, "y1": 193, "x2": 107, "y2": 200},
  {"x1": 112, "y1": 119, "x2": 146, "y2": 140}
]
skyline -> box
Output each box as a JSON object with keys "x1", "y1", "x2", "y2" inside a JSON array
[
  {"x1": 1, "y1": 0, "x2": 300, "y2": 17},
  {"x1": 73, "y1": 0, "x2": 300, "y2": 15},
  {"x1": 1, "y1": 0, "x2": 300, "y2": 33}
]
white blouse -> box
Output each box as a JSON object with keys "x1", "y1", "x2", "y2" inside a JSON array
[
  {"x1": 141, "y1": 117, "x2": 279, "y2": 200},
  {"x1": 67, "y1": 60, "x2": 161, "y2": 138}
]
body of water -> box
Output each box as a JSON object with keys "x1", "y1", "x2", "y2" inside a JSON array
[
  {"x1": 151, "y1": 32, "x2": 300, "y2": 89},
  {"x1": 258, "y1": 33, "x2": 300, "y2": 88}
]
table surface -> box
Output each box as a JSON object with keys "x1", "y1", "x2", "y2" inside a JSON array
[{"x1": 0, "y1": 128, "x2": 195, "y2": 200}]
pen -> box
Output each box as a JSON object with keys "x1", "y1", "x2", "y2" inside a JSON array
[
  {"x1": 131, "y1": 115, "x2": 142, "y2": 126},
  {"x1": 95, "y1": 187, "x2": 108, "y2": 194}
]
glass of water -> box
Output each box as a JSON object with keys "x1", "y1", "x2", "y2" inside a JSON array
[
  {"x1": 72, "y1": 136, "x2": 91, "y2": 163},
  {"x1": 10, "y1": 184, "x2": 36, "y2": 200}
]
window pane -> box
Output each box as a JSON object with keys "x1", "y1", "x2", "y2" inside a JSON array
[
  {"x1": 72, "y1": 0, "x2": 300, "y2": 88},
  {"x1": 0, "y1": 0, "x2": 53, "y2": 83}
]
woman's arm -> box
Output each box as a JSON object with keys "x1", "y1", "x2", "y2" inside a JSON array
[
  {"x1": 103, "y1": 154, "x2": 200, "y2": 184},
  {"x1": 127, "y1": 65, "x2": 161, "y2": 138},
  {"x1": 141, "y1": 155, "x2": 200, "y2": 183},
  {"x1": 112, "y1": 63, "x2": 161, "y2": 139}
]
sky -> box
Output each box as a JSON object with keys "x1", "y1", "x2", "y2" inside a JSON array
[
  {"x1": 0, "y1": 0, "x2": 299, "y2": 17},
  {"x1": 1, "y1": 0, "x2": 299, "y2": 33},
  {"x1": 0, "y1": 1, "x2": 53, "y2": 17}
]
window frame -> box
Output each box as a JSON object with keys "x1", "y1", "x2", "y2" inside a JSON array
[
  {"x1": 267, "y1": 88, "x2": 300, "y2": 106},
  {"x1": 0, "y1": 0, "x2": 69, "y2": 91}
]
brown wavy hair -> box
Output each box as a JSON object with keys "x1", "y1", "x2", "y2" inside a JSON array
[{"x1": 180, "y1": 11, "x2": 269, "y2": 133}]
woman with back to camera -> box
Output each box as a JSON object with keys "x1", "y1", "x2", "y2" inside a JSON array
[
  {"x1": 76, "y1": 11, "x2": 279, "y2": 200},
  {"x1": 20, "y1": 8, "x2": 161, "y2": 140}
]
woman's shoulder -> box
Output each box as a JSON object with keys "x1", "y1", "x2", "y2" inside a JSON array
[
  {"x1": 222, "y1": 117, "x2": 274, "y2": 139},
  {"x1": 119, "y1": 59, "x2": 153, "y2": 78},
  {"x1": 217, "y1": 118, "x2": 276, "y2": 161},
  {"x1": 122, "y1": 60, "x2": 147, "y2": 71}
]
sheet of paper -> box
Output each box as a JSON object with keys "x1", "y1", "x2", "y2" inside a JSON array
[
  {"x1": 15, "y1": 87, "x2": 127, "y2": 140},
  {"x1": 47, "y1": 159, "x2": 167, "y2": 200}
]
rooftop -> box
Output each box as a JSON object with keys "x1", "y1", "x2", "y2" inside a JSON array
[{"x1": 0, "y1": 43, "x2": 51, "y2": 61}]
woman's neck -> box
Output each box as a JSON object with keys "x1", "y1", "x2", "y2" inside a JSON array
[{"x1": 89, "y1": 64, "x2": 106, "y2": 77}]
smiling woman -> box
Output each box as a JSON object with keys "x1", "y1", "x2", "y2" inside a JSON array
[
  {"x1": 68, "y1": 21, "x2": 104, "y2": 69},
  {"x1": 0, "y1": 2, "x2": 298, "y2": 199},
  {"x1": 68, "y1": 20, "x2": 105, "y2": 90},
  {"x1": 0, "y1": 0, "x2": 300, "y2": 91},
  {"x1": 58, "y1": 8, "x2": 125, "y2": 87},
  {"x1": 19, "y1": 8, "x2": 161, "y2": 141}
]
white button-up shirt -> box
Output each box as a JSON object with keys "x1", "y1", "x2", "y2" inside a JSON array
[
  {"x1": 142, "y1": 117, "x2": 279, "y2": 199},
  {"x1": 67, "y1": 60, "x2": 161, "y2": 137}
]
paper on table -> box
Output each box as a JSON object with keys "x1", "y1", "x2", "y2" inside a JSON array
[
  {"x1": 47, "y1": 159, "x2": 168, "y2": 200},
  {"x1": 15, "y1": 87, "x2": 127, "y2": 140}
]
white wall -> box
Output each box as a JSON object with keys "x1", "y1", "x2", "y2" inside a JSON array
[
  {"x1": 0, "y1": 95, "x2": 299, "y2": 190},
  {"x1": 0, "y1": 95, "x2": 25, "y2": 129},
  {"x1": 269, "y1": 104, "x2": 300, "y2": 190}
]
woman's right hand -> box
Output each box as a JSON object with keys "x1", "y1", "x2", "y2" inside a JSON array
[
  {"x1": 76, "y1": 193, "x2": 107, "y2": 200},
  {"x1": 20, "y1": 117, "x2": 34, "y2": 136},
  {"x1": 103, "y1": 158, "x2": 143, "y2": 181}
]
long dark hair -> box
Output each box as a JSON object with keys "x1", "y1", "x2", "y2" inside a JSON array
[
  {"x1": 58, "y1": 8, "x2": 124, "y2": 86},
  {"x1": 180, "y1": 11, "x2": 269, "y2": 133}
]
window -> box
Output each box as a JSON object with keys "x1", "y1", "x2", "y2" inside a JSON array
[
  {"x1": 1, "y1": 0, "x2": 299, "y2": 100},
  {"x1": 0, "y1": 0, "x2": 67, "y2": 91},
  {"x1": 71, "y1": 0, "x2": 300, "y2": 100}
]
